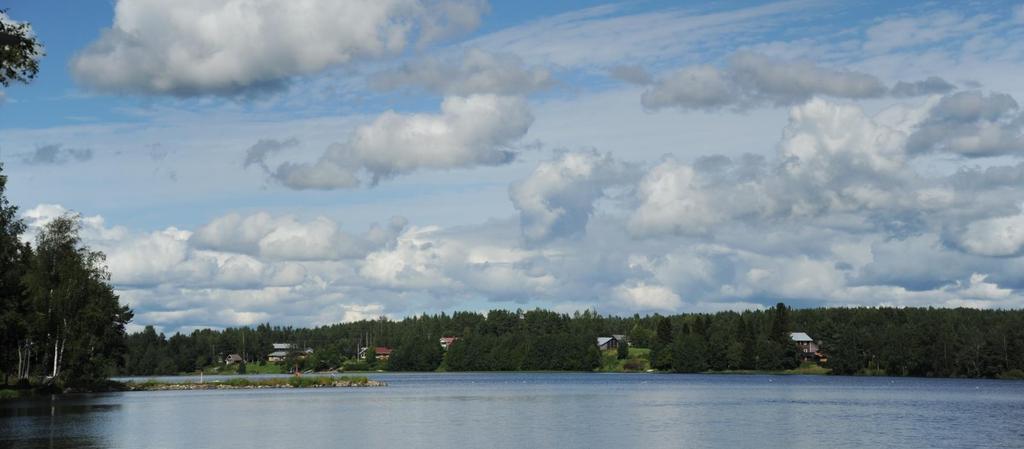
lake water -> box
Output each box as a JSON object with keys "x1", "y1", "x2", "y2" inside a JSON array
[{"x1": 2, "y1": 372, "x2": 1023, "y2": 448}]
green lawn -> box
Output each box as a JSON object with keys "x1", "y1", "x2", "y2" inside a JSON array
[{"x1": 598, "y1": 347, "x2": 651, "y2": 372}]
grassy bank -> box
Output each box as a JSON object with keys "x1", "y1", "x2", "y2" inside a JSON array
[{"x1": 124, "y1": 375, "x2": 383, "y2": 391}]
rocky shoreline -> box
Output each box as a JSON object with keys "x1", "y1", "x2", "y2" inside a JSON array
[{"x1": 125, "y1": 376, "x2": 386, "y2": 391}]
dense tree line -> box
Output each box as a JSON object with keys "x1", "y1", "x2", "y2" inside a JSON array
[
  {"x1": 0, "y1": 168, "x2": 133, "y2": 388},
  {"x1": 122, "y1": 303, "x2": 1024, "y2": 379}
]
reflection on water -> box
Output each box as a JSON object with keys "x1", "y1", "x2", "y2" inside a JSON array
[{"x1": 2, "y1": 373, "x2": 1024, "y2": 449}]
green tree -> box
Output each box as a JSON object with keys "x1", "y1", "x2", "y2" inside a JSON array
[
  {"x1": 0, "y1": 165, "x2": 31, "y2": 383},
  {"x1": 0, "y1": 9, "x2": 43, "y2": 86},
  {"x1": 671, "y1": 334, "x2": 708, "y2": 373},
  {"x1": 22, "y1": 215, "x2": 133, "y2": 386},
  {"x1": 650, "y1": 317, "x2": 674, "y2": 370}
]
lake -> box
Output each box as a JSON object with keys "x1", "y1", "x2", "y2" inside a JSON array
[{"x1": 2, "y1": 373, "x2": 1023, "y2": 448}]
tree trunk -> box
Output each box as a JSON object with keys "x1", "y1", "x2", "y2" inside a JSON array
[{"x1": 52, "y1": 338, "x2": 59, "y2": 379}]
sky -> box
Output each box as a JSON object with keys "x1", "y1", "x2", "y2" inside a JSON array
[{"x1": 2, "y1": 0, "x2": 1024, "y2": 334}]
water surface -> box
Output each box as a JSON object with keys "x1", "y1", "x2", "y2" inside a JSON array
[{"x1": 2, "y1": 373, "x2": 1022, "y2": 448}]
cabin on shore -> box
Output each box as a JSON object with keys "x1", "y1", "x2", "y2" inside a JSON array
[
  {"x1": 359, "y1": 346, "x2": 393, "y2": 361},
  {"x1": 597, "y1": 335, "x2": 625, "y2": 350},
  {"x1": 224, "y1": 354, "x2": 243, "y2": 365},
  {"x1": 267, "y1": 343, "x2": 293, "y2": 362},
  {"x1": 439, "y1": 336, "x2": 460, "y2": 351},
  {"x1": 790, "y1": 332, "x2": 823, "y2": 362},
  {"x1": 267, "y1": 343, "x2": 312, "y2": 363}
]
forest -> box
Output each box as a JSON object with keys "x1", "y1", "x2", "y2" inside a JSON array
[
  {"x1": 121, "y1": 304, "x2": 1024, "y2": 379},
  {"x1": 0, "y1": 168, "x2": 133, "y2": 389}
]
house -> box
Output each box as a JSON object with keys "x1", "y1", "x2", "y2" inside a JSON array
[
  {"x1": 224, "y1": 354, "x2": 243, "y2": 364},
  {"x1": 267, "y1": 343, "x2": 312, "y2": 363},
  {"x1": 439, "y1": 336, "x2": 460, "y2": 351},
  {"x1": 612, "y1": 334, "x2": 628, "y2": 346},
  {"x1": 267, "y1": 350, "x2": 289, "y2": 363},
  {"x1": 597, "y1": 336, "x2": 622, "y2": 350},
  {"x1": 358, "y1": 346, "x2": 393, "y2": 361},
  {"x1": 790, "y1": 332, "x2": 821, "y2": 361}
]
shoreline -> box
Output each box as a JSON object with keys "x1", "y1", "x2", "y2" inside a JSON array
[{"x1": 124, "y1": 376, "x2": 385, "y2": 391}]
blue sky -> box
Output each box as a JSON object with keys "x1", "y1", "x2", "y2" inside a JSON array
[{"x1": 2, "y1": 0, "x2": 1024, "y2": 333}]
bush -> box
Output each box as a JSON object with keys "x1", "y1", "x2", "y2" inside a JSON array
[
  {"x1": 342, "y1": 360, "x2": 370, "y2": 372},
  {"x1": 623, "y1": 359, "x2": 647, "y2": 371}
]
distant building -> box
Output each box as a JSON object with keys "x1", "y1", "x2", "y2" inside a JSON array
[
  {"x1": 439, "y1": 336, "x2": 460, "y2": 351},
  {"x1": 224, "y1": 354, "x2": 243, "y2": 364},
  {"x1": 267, "y1": 350, "x2": 289, "y2": 363},
  {"x1": 358, "y1": 346, "x2": 392, "y2": 361},
  {"x1": 597, "y1": 336, "x2": 622, "y2": 350},
  {"x1": 267, "y1": 343, "x2": 311, "y2": 363},
  {"x1": 790, "y1": 332, "x2": 822, "y2": 361}
]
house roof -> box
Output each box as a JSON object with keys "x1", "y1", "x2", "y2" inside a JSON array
[
  {"x1": 597, "y1": 337, "x2": 615, "y2": 346},
  {"x1": 268, "y1": 350, "x2": 289, "y2": 357},
  {"x1": 375, "y1": 347, "x2": 392, "y2": 355},
  {"x1": 272, "y1": 343, "x2": 293, "y2": 350},
  {"x1": 790, "y1": 332, "x2": 813, "y2": 342},
  {"x1": 225, "y1": 354, "x2": 242, "y2": 361},
  {"x1": 612, "y1": 334, "x2": 626, "y2": 341}
]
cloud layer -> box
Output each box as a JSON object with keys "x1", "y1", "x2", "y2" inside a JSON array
[{"x1": 640, "y1": 51, "x2": 954, "y2": 111}]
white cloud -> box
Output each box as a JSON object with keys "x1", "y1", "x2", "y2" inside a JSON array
[
  {"x1": 270, "y1": 94, "x2": 533, "y2": 188},
  {"x1": 943, "y1": 273, "x2": 1012, "y2": 303},
  {"x1": 629, "y1": 159, "x2": 721, "y2": 236},
  {"x1": 71, "y1": 0, "x2": 487, "y2": 95},
  {"x1": 190, "y1": 212, "x2": 406, "y2": 260},
  {"x1": 960, "y1": 211, "x2": 1024, "y2": 257},
  {"x1": 510, "y1": 150, "x2": 636, "y2": 243},
  {"x1": 612, "y1": 282, "x2": 683, "y2": 311}
]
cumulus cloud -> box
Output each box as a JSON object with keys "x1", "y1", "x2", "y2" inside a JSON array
[
  {"x1": 907, "y1": 91, "x2": 1024, "y2": 158},
  {"x1": 628, "y1": 159, "x2": 723, "y2": 236},
  {"x1": 270, "y1": 95, "x2": 533, "y2": 189},
  {"x1": 20, "y1": 144, "x2": 93, "y2": 165},
  {"x1": 71, "y1": 0, "x2": 487, "y2": 96},
  {"x1": 960, "y1": 211, "x2": 1024, "y2": 257},
  {"x1": 510, "y1": 150, "x2": 638, "y2": 243},
  {"x1": 612, "y1": 281, "x2": 683, "y2": 311},
  {"x1": 641, "y1": 51, "x2": 888, "y2": 111},
  {"x1": 371, "y1": 48, "x2": 553, "y2": 95},
  {"x1": 190, "y1": 212, "x2": 407, "y2": 260}
]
